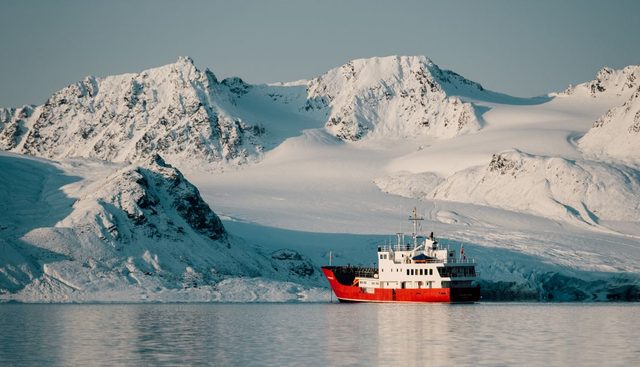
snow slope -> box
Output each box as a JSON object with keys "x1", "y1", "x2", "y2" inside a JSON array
[
  {"x1": 427, "y1": 150, "x2": 640, "y2": 226},
  {"x1": 0, "y1": 153, "x2": 323, "y2": 302},
  {"x1": 579, "y1": 86, "x2": 640, "y2": 164}
]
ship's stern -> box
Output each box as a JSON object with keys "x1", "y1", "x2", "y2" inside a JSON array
[{"x1": 449, "y1": 286, "x2": 481, "y2": 303}]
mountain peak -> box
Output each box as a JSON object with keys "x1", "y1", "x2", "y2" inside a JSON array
[
  {"x1": 1, "y1": 56, "x2": 264, "y2": 170},
  {"x1": 346, "y1": 55, "x2": 432, "y2": 67},
  {"x1": 558, "y1": 64, "x2": 640, "y2": 97},
  {"x1": 335, "y1": 55, "x2": 484, "y2": 92},
  {"x1": 306, "y1": 54, "x2": 482, "y2": 141},
  {"x1": 176, "y1": 55, "x2": 195, "y2": 65}
]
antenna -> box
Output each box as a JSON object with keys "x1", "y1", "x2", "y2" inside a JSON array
[{"x1": 408, "y1": 207, "x2": 424, "y2": 249}]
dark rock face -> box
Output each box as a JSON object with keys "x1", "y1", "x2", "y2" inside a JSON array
[
  {"x1": 325, "y1": 115, "x2": 367, "y2": 141},
  {"x1": 488, "y1": 153, "x2": 522, "y2": 176},
  {"x1": 631, "y1": 111, "x2": 640, "y2": 133},
  {"x1": 221, "y1": 77, "x2": 251, "y2": 98},
  {"x1": 139, "y1": 155, "x2": 227, "y2": 241},
  {"x1": 271, "y1": 249, "x2": 316, "y2": 277},
  {"x1": 271, "y1": 249, "x2": 303, "y2": 261},
  {"x1": 98, "y1": 154, "x2": 227, "y2": 245},
  {"x1": 589, "y1": 67, "x2": 613, "y2": 95},
  {"x1": 479, "y1": 273, "x2": 640, "y2": 302},
  {"x1": 0, "y1": 105, "x2": 33, "y2": 150}
]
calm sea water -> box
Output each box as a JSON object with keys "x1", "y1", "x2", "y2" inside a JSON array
[{"x1": 0, "y1": 302, "x2": 638, "y2": 366}]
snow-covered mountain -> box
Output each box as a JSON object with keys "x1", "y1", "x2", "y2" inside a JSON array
[
  {"x1": 3, "y1": 56, "x2": 640, "y2": 302},
  {"x1": 0, "y1": 57, "x2": 269, "y2": 171},
  {"x1": 375, "y1": 150, "x2": 640, "y2": 226},
  {"x1": 579, "y1": 86, "x2": 640, "y2": 163},
  {"x1": 371, "y1": 64, "x2": 640, "y2": 227},
  {"x1": 0, "y1": 56, "x2": 492, "y2": 169},
  {"x1": 557, "y1": 65, "x2": 640, "y2": 98},
  {"x1": 0, "y1": 152, "x2": 322, "y2": 302},
  {"x1": 306, "y1": 56, "x2": 482, "y2": 140}
]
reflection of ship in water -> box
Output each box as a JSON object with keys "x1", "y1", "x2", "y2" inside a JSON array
[{"x1": 322, "y1": 208, "x2": 480, "y2": 303}]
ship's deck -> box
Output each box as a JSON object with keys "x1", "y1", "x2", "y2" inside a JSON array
[{"x1": 323, "y1": 266, "x2": 376, "y2": 286}]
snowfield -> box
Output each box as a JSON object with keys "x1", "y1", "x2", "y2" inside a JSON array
[{"x1": 1, "y1": 56, "x2": 639, "y2": 302}]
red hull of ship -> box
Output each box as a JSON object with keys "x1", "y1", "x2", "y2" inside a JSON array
[{"x1": 322, "y1": 267, "x2": 479, "y2": 303}]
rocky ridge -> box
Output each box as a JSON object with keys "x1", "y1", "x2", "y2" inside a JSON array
[
  {"x1": 579, "y1": 85, "x2": 640, "y2": 163},
  {"x1": 0, "y1": 57, "x2": 266, "y2": 171},
  {"x1": 558, "y1": 65, "x2": 640, "y2": 97},
  {"x1": 0, "y1": 56, "x2": 500, "y2": 167}
]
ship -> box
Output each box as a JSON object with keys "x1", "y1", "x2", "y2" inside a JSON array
[{"x1": 322, "y1": 208, "x2": 480, "y2": 303}]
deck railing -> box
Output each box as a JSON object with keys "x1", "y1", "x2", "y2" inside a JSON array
[
  {"x1": 354, "y1": 267, "x2": 377, "y2": 278},
  {"x1": 378, "y1": 245, "x2": 416, "y2": 252},
  {"x1": 377, "y1": 245, "x2": 476, "y2": 265},
  {"x1": 444, "y1": 258, "x2": 476, "y2": 264}
]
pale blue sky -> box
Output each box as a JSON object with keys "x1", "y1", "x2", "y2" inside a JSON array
[{"x1": 1, "y1": 0, "x2": 639, "y2": 106}]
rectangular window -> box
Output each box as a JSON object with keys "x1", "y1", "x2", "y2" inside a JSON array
[
  {"x1": 420, "y1": 269, "x2": 423, "y2": 276},
  {"x1": 406, "y1": 269, "x2": 409, "y2": 275},
  {"x1": 380, "y1": 254, "x2": 383, "y2": 259},
  {"x1": 429, "y1": 269, "x2": 433, "y2": 275}
]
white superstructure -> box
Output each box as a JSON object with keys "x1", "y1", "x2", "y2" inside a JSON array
[{"x1": 356, "y1": 208, "x2": 477, "y2": 291}]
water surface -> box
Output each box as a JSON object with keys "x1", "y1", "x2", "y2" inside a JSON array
[{"x1": 1, "y1": 303, "x2": 638, "y2": 366}]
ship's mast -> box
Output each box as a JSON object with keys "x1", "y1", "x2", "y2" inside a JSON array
[{"x1": 409, "y1": 207, "x2": 424, "y2": 249}]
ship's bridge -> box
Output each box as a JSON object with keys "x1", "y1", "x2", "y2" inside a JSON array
[{"x1": 370, "y1": 215, "x2": 477, "y2": 290}]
